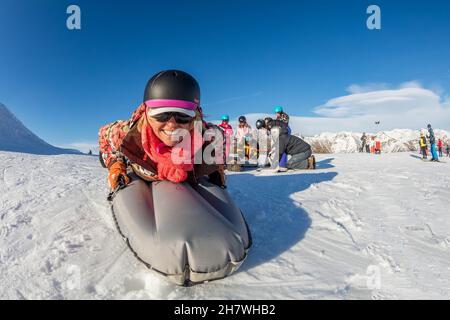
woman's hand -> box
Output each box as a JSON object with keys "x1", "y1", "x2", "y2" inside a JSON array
[{"x1": 108, "y1": 161, "x2": 130, "y2": 189}]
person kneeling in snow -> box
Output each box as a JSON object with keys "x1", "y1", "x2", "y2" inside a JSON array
[
  {"x1": 98, "y1": 70, "x2": 226, "y2": 191},
  {"x1": 266, "y1": 119, "x2": 315, "y2": 171}
]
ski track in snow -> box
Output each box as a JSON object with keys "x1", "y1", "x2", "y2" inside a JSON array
[{"x1": 1, "y1": 151, "x2": 450, "y2": 299}]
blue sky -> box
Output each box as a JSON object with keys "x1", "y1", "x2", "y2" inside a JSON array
[{"x1": 1, "y1": 0, "x2": 449, "y2": 150}]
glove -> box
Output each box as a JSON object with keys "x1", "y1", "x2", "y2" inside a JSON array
[
  {"x1": 157, "y1": 161, "x2": 188, "y2": 183},
  {"x1": 108, "y1": 161, "x2": 130, "y2": 189}
]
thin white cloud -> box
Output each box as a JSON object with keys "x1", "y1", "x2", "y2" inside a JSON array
[
  {"x1": 315, "y1": 86, "x2": 439, "y2": 118},
  {"x1": 399, "y1": 80, "x2": 422, "y2": 89}
]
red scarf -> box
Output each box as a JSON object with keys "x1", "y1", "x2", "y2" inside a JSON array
[{"x1": 141, "y1": 115, "x2": 199, "y2": 183}]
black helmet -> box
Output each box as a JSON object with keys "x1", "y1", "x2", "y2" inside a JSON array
[
  {"x1": 427, "y1": 124, "x2": 432, "y2": 128},
  {"x1": 238, "y1": 116, "x2": 247, "y2": 123},
  {"x1": 143, "y1": 70, "x2": 200, "y2": 105},
  {"x1": 255, "y1": 119, "x2": 265, "y2": 129}
]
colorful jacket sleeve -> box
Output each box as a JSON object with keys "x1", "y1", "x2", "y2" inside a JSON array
[{"x1": 98, "y1": 120, "x2": 131, "y2": 169}]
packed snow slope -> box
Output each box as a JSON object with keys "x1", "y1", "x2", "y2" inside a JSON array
[
  {"x1": 0, "y1": 103, "x2": 82, "y2": 155},
  {"x1": 1, "y1": 151, "x2": 450, "y2": 299}
]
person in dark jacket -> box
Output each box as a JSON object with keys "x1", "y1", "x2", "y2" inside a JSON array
[
  {"x1": 266, "y1": 119, "x2": 315, "y2": 170},
  {"x1": 273, "y1": 107, "x2": 291, "y2": 171},
  {"x1": 360, "y1": 133, "x2": 368, "y2": 153}
]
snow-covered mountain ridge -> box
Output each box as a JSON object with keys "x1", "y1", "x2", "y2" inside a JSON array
[
  {"x1": 304, "y1": 129, "x2": 449, "y2": 154},
  {"x1": 0, "y1": 103, "x2": 82, "y2": 155}
]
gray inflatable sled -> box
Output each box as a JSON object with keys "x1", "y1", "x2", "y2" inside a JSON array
[{"x1": 109, "y1": 174, "x2": 252, "y2": 286}]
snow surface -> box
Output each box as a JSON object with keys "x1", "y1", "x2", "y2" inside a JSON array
[{"x1": 1, "y1": 151, "x2": 450, "y2": 299}]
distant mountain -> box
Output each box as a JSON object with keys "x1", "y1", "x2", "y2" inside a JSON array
[
  {"x1": 0, "y1": 103, "x2": 82, "y2": 155},
  {"x1": 304, "y1": 129, "x2": 450, "y2": 154}
]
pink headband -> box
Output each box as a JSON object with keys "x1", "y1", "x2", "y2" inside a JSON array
[{"x1": 144, "y1": 99, "x2": 198, "y2": 110}]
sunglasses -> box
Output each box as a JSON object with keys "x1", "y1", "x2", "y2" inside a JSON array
[{"x1": 150, "y1": 112, "x2": 194, "y2": 124}]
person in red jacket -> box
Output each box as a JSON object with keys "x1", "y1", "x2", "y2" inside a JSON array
[
  {"x1": 437, "y1": 139, "x2": 443, "y2": 157},
  {"x1": 375, "y1": 138, "x2": 381, "y2": 154},
  {"x1": 98, "y1": 70, "x2": 225, "y2": 190}
]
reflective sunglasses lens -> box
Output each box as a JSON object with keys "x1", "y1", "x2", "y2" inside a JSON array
[
  {"x1": 174, "y1": 113, "x2": 194, "y2": 124},
  {"x1": 152, "y1": 113, "x2": 171, "y2": 122},
  {"x1": 151, "y1": 112, "x2": 193, "y2": 124}
]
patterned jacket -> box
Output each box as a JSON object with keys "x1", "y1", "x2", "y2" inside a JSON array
[{"x1": 98, "y1": 104, "x2": 225, "y2": 186}]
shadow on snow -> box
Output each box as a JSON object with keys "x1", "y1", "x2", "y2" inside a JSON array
[
  {"x1": 315, "y1": 157, "x2": 335, "y2": 169},
  {"x1": 226, "y1": 170, "x2": 338, "y2": 271}
]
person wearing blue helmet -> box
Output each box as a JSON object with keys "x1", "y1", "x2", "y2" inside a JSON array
[
  {"x1": 219, "y1": 114, "x2": 232, "y2": 132},
  {"x1": 219, "y1": 115, "x2": 233, "y2": 161},
  {"x1": 274, "y1": 106, "x2": 291, "y2": 171},
  {"x1": 274, "y1": 106, "x2": 290, "y2": 125}
]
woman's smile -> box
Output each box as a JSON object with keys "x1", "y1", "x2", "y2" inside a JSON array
[{"x1": 148, "y1": 116, "x2": 192, "y2": 147}]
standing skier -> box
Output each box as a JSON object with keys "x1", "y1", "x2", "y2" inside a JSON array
[
  {"x1": 446, "y1": 143, "x2": 450, "y2": 157},
  {"x1": 419, "y1": 133, "x2": 428, "y2": 159},
  {"x1": 427, "y1": 124, "x2": 439, "y2": 162},
  {"x1": 360, "y1": 133, "x2": 368, "y2": 153}
]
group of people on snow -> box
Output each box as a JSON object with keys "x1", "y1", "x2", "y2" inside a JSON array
[
  {"x1": 218, "y1": 106, "x2": 315, "y2": 172},
  {"x1": 420, "y1": 124, "x2": 448, "y2": 161},
  {"x1": 99, "y1": 70, "x2": 316, "y2": 195},
  {"x1": 359, "y1": 133, "x2": 381, "y2": 154}
]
